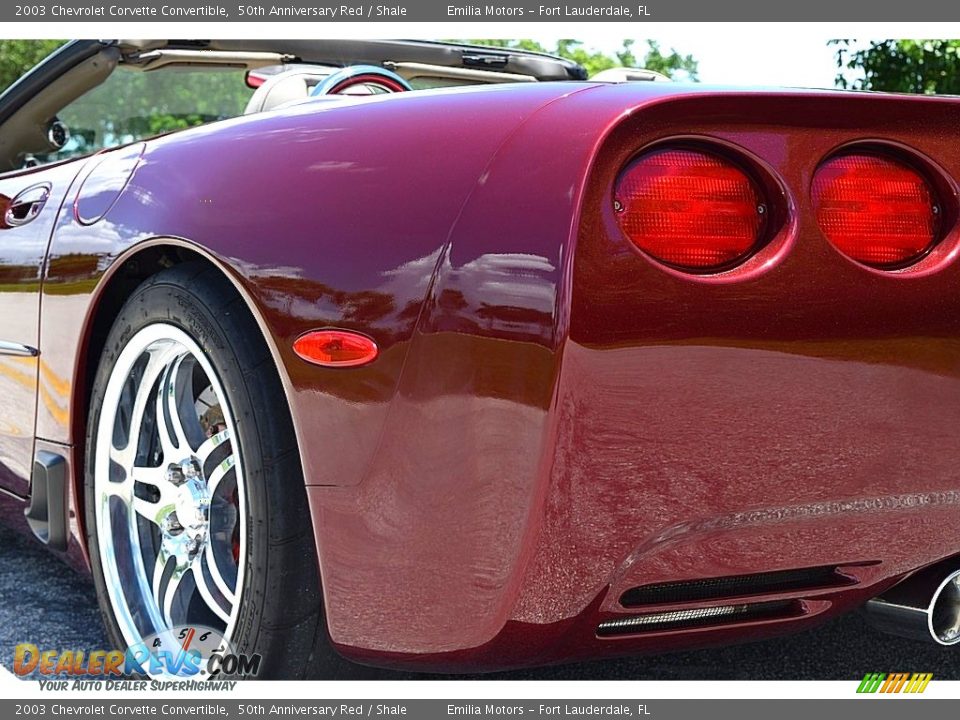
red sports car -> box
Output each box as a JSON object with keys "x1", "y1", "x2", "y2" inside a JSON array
[{"x1": 0, "y1": 38, "x2": 957, "y2": 678}]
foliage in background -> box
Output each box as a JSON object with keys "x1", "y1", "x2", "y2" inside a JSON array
[
  {"x1": 0, "y1": 40, "x2": 65, "y2": 92},
  {"x1": 462, "y1": 39, "x2": 699, "y2": 80},
  {"x1": 41, "y1": 67, "x2": 253, "y2": 161},
  {"x1": 833, "y1": 39, "x2": 960, "y2": 94},
  {"x1": 0, "y1": 41, "x2": 252, "y2": 161}
]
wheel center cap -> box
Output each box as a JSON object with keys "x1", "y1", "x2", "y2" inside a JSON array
[{"x1": 159, "y1": 457, "x2": 210, "y2": 568}]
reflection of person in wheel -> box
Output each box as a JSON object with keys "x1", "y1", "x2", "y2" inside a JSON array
[
  {"x1": 200, "y1": 406, "x2": 226, "y2": 438},
  {"x1": 166, "y1": 463, "x2": 186, "y2": 487},
  {"x1": 182, "y1": 458, "x2": 201, "y2": 480},
  {"x1": 166, "y1": 456, "x2": 203, "y2": 487}
]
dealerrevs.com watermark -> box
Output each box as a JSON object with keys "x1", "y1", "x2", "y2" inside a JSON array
[{"x1": 13, "y1": 624, "x2": 260, "y2": 683}]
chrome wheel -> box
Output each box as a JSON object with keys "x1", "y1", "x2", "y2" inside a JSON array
[{"x1": 94, "y1": 323, "x2": 245, "y2": 650}]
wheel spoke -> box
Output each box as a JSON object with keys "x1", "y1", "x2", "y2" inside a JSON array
[
  {"x1": 101, "y1": 476, "x2": 132, "y2": 502},
  {"x1": 151, "y1": 552, "x2": 171, "y2": 608},
  {"x1": 160, "y1": 565, "x2": 188, "y2": 628},
  {"x1": 156, "y1": 354, "x2": 196, "y2": 457},
  {"x1": 192, "y1": 557, "x2": 232, "y2": 623},
  {"x1": 204, "y1": 535, "x2": 236, "y2": 604},
  {"x1": 110, "y1": 348, "x2": 171, "y2": 469},
  {"x1": 206, "y1": 454, "x2": 236, "y2": 498},
  {"x1": 121, "y1": 520, "x2": 169, "y2": 639},
  {"x1": 132, "y1": 496, "x2": 165, "y2": 526},
  {"x1": 108, "y1": 444, "x2": 132, "y2": 474},
  {"x1": 197, "y1": 428, "x2": 231, "y2": 464},
  {"x1": 130, "y1": 465, "x2": 167, "y2": 490},
  {"x1": 151, "y1": 553, "x2": 189, "y2": 632}
]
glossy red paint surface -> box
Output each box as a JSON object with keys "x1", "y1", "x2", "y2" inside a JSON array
[
  {"x1": 5, "y1": 81, "x2": 960, "y2": 669},
  {"x1": 72, "y1": 143, "x2": 145, "y2": 225}
]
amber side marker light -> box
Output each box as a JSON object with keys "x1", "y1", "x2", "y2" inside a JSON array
[
  {"x1": 293, "y1": 330, "x2": 379, "y2": 368},
  {"x1": 812, "y1": 153, "x2": 941, "y2": 268},
  {"x1": 613, "y1": 147, "x2": 767, "y2": 271}
]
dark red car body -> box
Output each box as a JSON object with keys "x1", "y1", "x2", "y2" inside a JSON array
[{"x1": 2, "y1": 77, "x2": 960, "y2": 670}]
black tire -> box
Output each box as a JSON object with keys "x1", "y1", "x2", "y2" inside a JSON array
[{"x1": 84, "y1": 262, "x2": 339, "y2": 679}]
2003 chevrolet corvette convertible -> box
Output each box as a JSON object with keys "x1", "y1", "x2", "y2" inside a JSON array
[{"x1": 2, "y1": 38, "x2": 960, "y2": 678}]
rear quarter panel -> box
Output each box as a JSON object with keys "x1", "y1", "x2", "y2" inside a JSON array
[{"x1": 38, "y1": 82, "x2": 584, "y2": 488}]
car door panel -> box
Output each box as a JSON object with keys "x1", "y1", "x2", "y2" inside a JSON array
[{"x1": 0, "y1": 160, "x2": 84, "y2": 495}]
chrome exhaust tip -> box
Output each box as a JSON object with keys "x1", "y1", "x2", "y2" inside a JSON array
[{"x1": 865, "y1": 564, "x2": 960, "y2": 645}]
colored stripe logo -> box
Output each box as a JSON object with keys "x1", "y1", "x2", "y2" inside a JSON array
[{"x1": 857, "y1": 672, "x2": 933, "y2": 694}]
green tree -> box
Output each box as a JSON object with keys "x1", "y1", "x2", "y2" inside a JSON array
[
  {"x1": 35, "y1": 67, "x2": 254, "y2": 162},
  {"x1": 0, "y1": 40, "x2": 65, "y2": 92},
  {"x1": 462, "y1": 39, "x2": 698, "y2": 80},
  {"x1": 0, "y1": 40, "x2": 253, "y2": 162},
  {"x1": 832, "y1": 39, "x2": 960, "y2": 94}
]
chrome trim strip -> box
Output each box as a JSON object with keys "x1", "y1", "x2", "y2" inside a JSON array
[
  {"x1": 0, "y1": 482, "x2": 27, "y2": 502},
  {"x1": 0, "y1": 340, "x2": 38, "y2": 357}
]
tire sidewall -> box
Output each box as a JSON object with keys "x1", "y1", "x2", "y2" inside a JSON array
[{"x1": 85, "y1": 274, "x2": 272, "y2": 665}]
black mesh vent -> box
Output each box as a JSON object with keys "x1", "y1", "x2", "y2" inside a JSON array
[
  {"x1": 620, "y1": 565, "x2": 854, "y2": 607},
  {"x1": 598, "y1": 600, "x2": 801, "y2": 637}
]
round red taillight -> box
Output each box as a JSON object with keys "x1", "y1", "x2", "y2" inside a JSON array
[
  {"x1": 613, "y1": 147, "x2": 767, "y2": 271},
  {"x1": 812, "y1": 153, "x2": 940, "y2": 268}
]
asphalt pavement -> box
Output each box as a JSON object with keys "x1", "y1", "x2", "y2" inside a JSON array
[{"x1": 2, "y1": 521, "x2": 959, "y2": 681}]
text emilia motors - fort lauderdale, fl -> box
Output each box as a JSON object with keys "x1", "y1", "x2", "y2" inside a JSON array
[{"x1": 446, "y1": 4, "x2": 647, "y2": 15}]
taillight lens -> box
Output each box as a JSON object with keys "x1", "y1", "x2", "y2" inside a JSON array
[
  {"x1": 613, "y1": 147, "x2": 766, "y2": 270},
  {"x1": 812, "y1": 153, "x2": 940, "y2": 268}
]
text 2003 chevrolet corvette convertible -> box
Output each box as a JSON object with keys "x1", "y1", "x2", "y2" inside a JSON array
[{"x1": 1, "y1": 38, "x2": 959, "y2": 678}]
